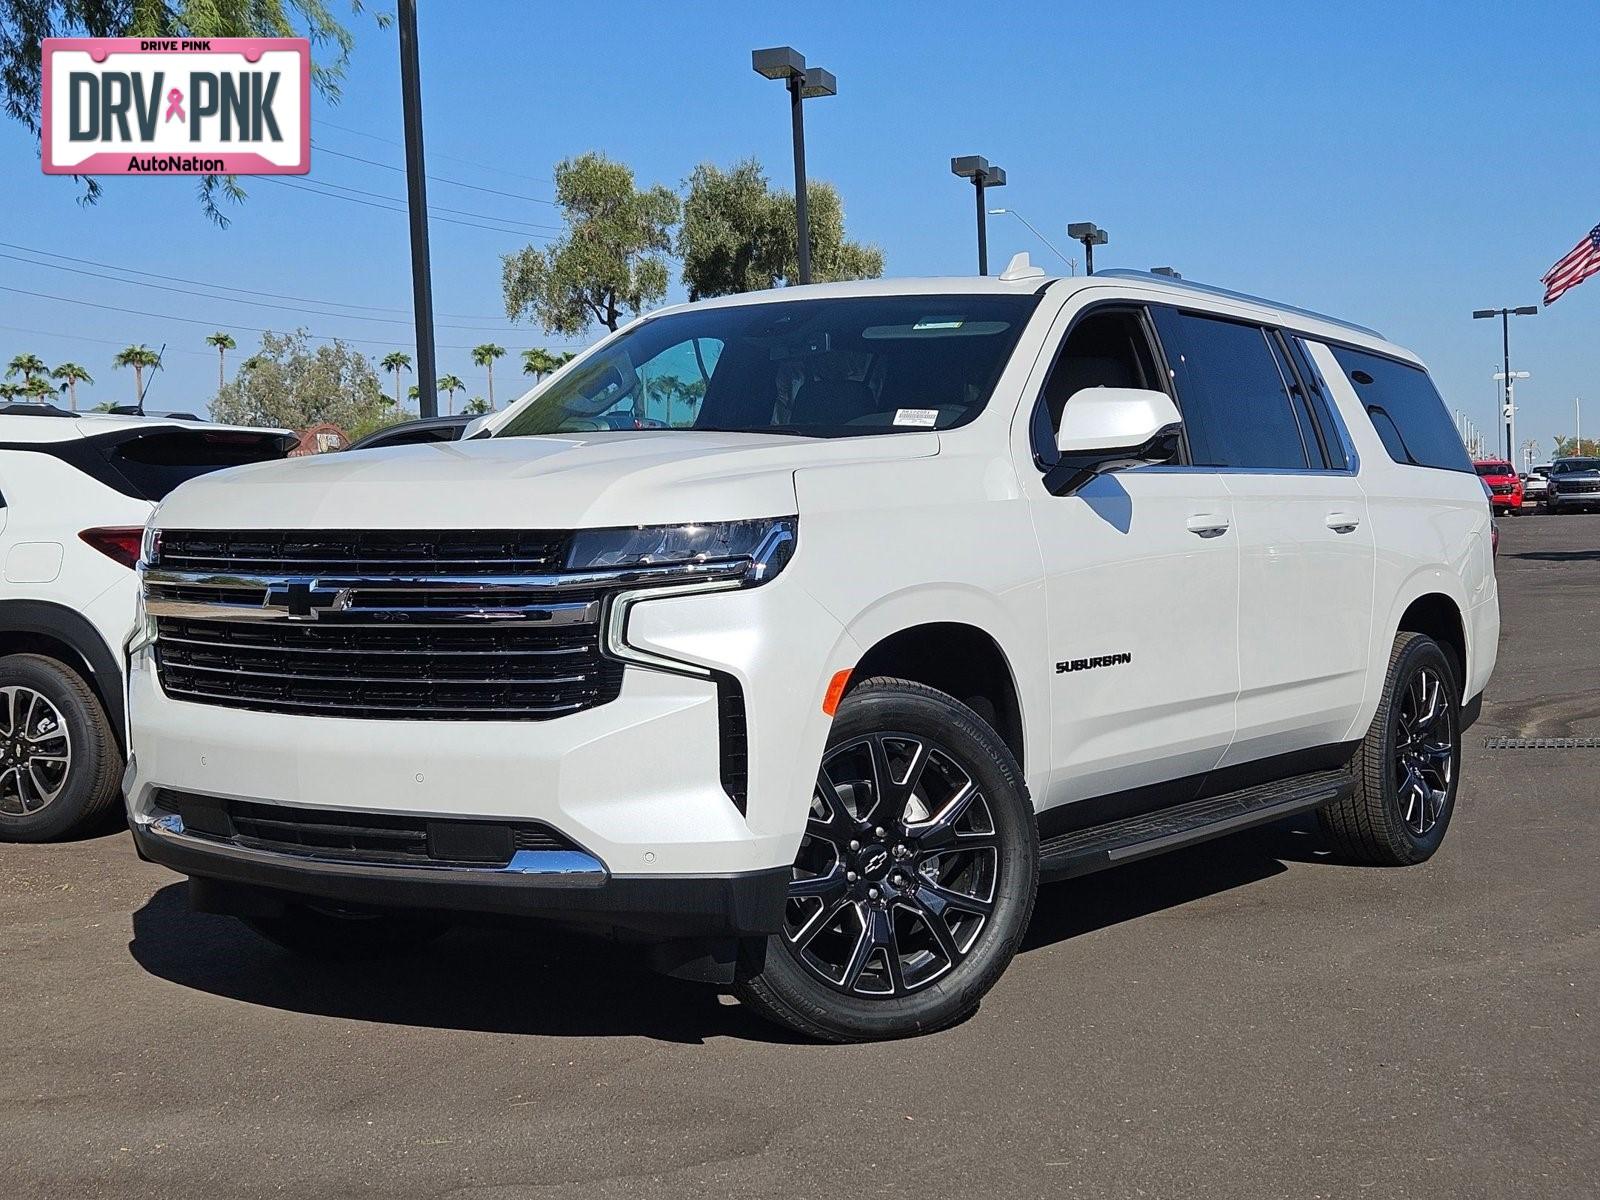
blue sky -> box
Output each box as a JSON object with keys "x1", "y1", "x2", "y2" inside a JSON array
[{"x1": 3, "y1": 0, "x2": 1595, "y2": 457}]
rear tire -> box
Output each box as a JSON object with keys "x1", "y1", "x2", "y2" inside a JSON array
[
  {"x1": 1318, "y1": 633, "x2": 1460, "y2": 865},
  {"x1": 735, "y1": 677, "x2": 1038, "y2": 1042},
  {"x1": 242, "y1": 903, "x2": 449, "y2": 960},
  {"x1": 0, "y1": 653, "x2": 122, "y2": 843}
]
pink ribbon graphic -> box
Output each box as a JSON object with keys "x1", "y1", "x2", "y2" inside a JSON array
[{"x1": 164, "y1": 88, "x2": 185, "y2": 123}]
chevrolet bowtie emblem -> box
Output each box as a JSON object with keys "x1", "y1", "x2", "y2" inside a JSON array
[{"x1": 263, "y1": 580, "x2": 355, "y2": 621}]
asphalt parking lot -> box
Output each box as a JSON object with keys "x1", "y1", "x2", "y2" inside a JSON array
[{"x1": 2, "y1": 513, "x2": 1596, "y2": 1199}]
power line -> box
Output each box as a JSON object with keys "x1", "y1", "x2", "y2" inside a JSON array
[
  {"x1": 261, "y1": 176, "x2": 556, "y2": 240},
  {"x1": 311, "y1": 143, "x2": 561, "y2": 207},
  {"x1": 0, "y1": 251, "x2": 538, "y2": 334},
  {"x1": 317, "y1": 118, "x2": 557, "y2": 188},
  {"x1": 0, "y1": 322, "x2": 213, "y2": 357},
  {"x1": 286, "y1": 175, "x2": 565, "y2": 234},
  {"x1": 0, "y1": 284, "x2": 582, "y2": 353},
  {"x1": 0, "y1": 240, "x2": 514, "y2": 322}
]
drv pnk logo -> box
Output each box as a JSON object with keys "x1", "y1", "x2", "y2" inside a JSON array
[{"x1": 41, "y1": 37, "x2": 309, "y2": 176}]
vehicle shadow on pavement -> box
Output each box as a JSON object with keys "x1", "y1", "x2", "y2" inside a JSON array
[
  {"x1": 127, "y1": 883, "x2": 806, "y2": 1045},
  {"x1": 127, "y1": 816, "x2": 1339, "y2": 1043}
]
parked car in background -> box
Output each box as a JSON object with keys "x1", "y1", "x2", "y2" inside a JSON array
[
  {"x1": 345, "y1": 413, "x2": 477, "y2": 452},
  {"x1": 1547, "y1": 457, "x2": 1600, "y2": 514},
  {"x1": 1474, "y1": 459, "x2": 1523, "y2": 514},
  {"x1": 0, "y1": 405, "x2": 294, "y2": 841},
  {"x1": 1521, "y1": 463, "x2": 1552, "y2": 507},
  {"x1": 126, "y1": 267, "x2": 1497, "y2": 1041}
]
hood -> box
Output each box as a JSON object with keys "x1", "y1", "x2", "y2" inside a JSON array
[{"x1": 154, "y1": 429, "x2": 940, "y2": 530}]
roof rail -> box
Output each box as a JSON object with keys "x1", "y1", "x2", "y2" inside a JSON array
[{"x1": 1093, "y1": 269, "x2": 1385, "y2": 339}]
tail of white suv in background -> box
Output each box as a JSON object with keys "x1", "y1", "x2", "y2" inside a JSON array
[
  {"x1": 122, "y1": 268, "x2": 1497, "y2": 1040},
  {"x1": 0, "y1": 407, "x2": 293, "y2": 841}
]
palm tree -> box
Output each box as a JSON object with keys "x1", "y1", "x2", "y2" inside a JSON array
[
  {"x1": 21, "y1": 376, "x2": 56, "y2": 404},
  {"x1": 50, "y1": 362, "x2": 92, "y2": 411},
  {"x1": 0, "y1": 381, "x2": 23, "y2": 401},
  {"x1": 556, "y1": 351, "x2": 577, "y2": 367},
  {"x1": 437, "y1": 374, "x2": 465, "y2": 416},
  {"x1": 521, "y1": 347, "x2": 560, "y2": 382},
  {"x1": 380, "y1": 351, "x2": 412, "y2": 410},
  {"x1": 6, "y1": 353, "x2": 47, "y2": 386},
  {"x1": 471, "y1": 343, "x2": 506, "y2": 410},
  {"x1": 463, "y1": 396, "x2": 491, "y2": 416},
  {"x1": 112, "y1": 344, "x2": 161, "y2": 405},
  {"x1": 204, "y1": 332, "x2": 237, "y2": 392}
]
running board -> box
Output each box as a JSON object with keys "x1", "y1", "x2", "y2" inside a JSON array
[{"x1": 1037, "y1": 768, "x2": 1353, "y2": 881}]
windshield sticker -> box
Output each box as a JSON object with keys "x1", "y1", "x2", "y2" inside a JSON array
[
  {"x1": 894, "y1": 408, "x2": 939, "y2": 427},
  {"x1": 913, "y1": 318, "x2": 964, "y2": 330}
]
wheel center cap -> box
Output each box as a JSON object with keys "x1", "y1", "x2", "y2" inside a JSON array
[{"x1": 857, "y1": 845, "x2": 890, "y2": 878}]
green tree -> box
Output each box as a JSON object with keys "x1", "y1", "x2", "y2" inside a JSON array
[
  {"x1": 471, "y1": 343, "x2": 505, "y2": 409},
  {"x1": 502, "y1": 152, "x2": 679, "y2": 336},
  {"x1": 6, "y1": 353, "x2": 47, "y2": 385},
  {"x1": 436, "y1": 374, "x2": 465, "y2": 416},
  {"x1": 21, "y1": 375, "x2": 56, "y2": 403},
  {"x1": 380, "y1": 351, "x2": 412, "y2": 409},
  {"x1": 678, "y1": 158, "x2": 883, "y2": 299},
  {"x1": 112, "y1": 344, "x2": 161, "y2": 405},
  {"x1": 0, "y1": 381, "x2": 22, "y2": 401},
  {"x1": 50, "y1": 361, "x2": 91, "y2": 411},
  {"x1": 204, "y1": 331, "x2": 237, "y2": 392},
  {"x1": 210, "y1": 330, "x2": 392, "y2": 437},
  {"x1": 462, "y1": 395, "x2": 491, "y2": 416},
  {"x1": 1, "y1": 1, "x2": 383, "y2": 225},
  {"x1": 521, "y1": 347, "x2": 561, "y2": 382},
  {"x1": 1552, "y1": 436, "x2": 1600, "y2": 459}
]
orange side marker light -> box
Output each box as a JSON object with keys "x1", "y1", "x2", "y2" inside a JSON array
[{"x1": 822, "y1": 668, "x2": 852, "y2": 716}]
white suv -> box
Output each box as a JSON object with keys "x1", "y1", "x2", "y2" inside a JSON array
[
  {"x1": 0, "y1": 406, "x2": 292, "y2": 841},
  {"x1": 125, "y1": 265, "x2": 1498, "y2": 1040}
]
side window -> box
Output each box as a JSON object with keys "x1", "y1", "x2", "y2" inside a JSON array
[
  {"x1": 1327, "y1": 345, "x2": 1472, "y2": 473},
  {"x1": 1031, "y1": 307, "x2": 1163, "y2": 465},
  {"x1": 632, "y1": 337, "x2": 723, "y2": 429},
  {"x1": 1150, "y1": 309, "x2": 1312, "y2": 470}
]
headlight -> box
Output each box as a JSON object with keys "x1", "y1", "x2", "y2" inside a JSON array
[
  {"x1": 140, "y1": 523, "x2": 161, "y2": 568},
  {"x1": 566, "y1": 517, "x2": 796, "y2": 584}
]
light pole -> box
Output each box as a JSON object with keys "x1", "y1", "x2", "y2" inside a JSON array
[
  {"x1": 1472, "y1": 305, "x2": 1536, "y2": 463},
  {"x1": 397, "y1": 0, "x2": 439, "y2": 419},
  {"x1": 753, "y1": 47, "x2": 837, "y2": 285},
  {"x1": 1576, "y1": 397, "x2": 1584, "y2": 457},
  {"x1": 1494, "y1": 369, "x2": 1529, "y2": 465},
  {"x1": 988, "y1": 208, "x2": 1073, "y2": 272},
  {"x1": 950, "y1": 157, "x2": 1006, "y2": 274},
  {"x1": 1068, "y1": 222, "x2": 1108, "y2": 274}
]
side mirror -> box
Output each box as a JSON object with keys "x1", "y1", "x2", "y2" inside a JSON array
[{"x1": 1046, "y1": 387, "x2": 1183, "y2": 496}]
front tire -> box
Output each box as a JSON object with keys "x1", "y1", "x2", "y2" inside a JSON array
[
  {"x1": 735, "y1": 677, "x2": 1038, "y2": 1041},
  {"x1": 1319, "y1": 633, "x2": 1460, "y2": 865},
  {"x1": 0, "y1": 654, "x2": 122, "y2": 843}
]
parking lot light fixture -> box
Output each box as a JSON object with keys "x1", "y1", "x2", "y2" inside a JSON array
[
  {"x1": 752, "y1": 47, "x2": 837, "y2": 285},
  {"x1": 951, "y1": 156, "x2": 1006, "y2": 275},
  {"x1": 1068, "y1": 221, "x2": 1109, "y2": 275},
  {"x1": 1473, "y1": 305, "x2": 1538, "y2": 462}
]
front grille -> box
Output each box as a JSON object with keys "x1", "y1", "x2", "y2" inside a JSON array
[
  {"x1": 154, "y1": 789, "x2": 580, "y2": 867},
  {"x1": 148, "y1": 528, "x2": 625, "y2": 721},
  {"x1": 1558, "y1": 480, "x2": 1600, "y2": 494},
  {"x1": 156, "y1": 528, "x2": 571, "y2": 577},
  {"x1": 1489, "y1": 482, "x2": 1516, "y2": 495}
]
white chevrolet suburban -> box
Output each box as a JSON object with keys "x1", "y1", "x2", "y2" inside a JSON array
[{"x1": 125, "y1": 263, "x2": 1498, "y2": 1041}]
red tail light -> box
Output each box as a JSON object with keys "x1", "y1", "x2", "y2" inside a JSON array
[{"x1": 79, "y1": 526, "x2": 145, "y2": 569}]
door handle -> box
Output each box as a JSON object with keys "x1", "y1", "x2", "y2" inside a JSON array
[
  {"x1": 1186, "y1": 515, "x2": 1231, "y2": 538},
  {"x1": 1325, "y1": 513, "x2": 1361, "y2": 534}
]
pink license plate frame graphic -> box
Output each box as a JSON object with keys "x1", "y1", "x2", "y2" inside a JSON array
[{"x1": 41, "y1": 37, "x2": 310, "y2": 175}]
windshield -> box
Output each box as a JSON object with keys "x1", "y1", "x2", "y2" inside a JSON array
[
  {"x1": 494, "y1": 294, "x2": 1040, "y2": 439},
  {"x1": 1474, "y1": 461, "x2": 1512, "y2": 476},
  {"x1": 1555, "y1": 458, "x2": 1600, "y2": 473}
]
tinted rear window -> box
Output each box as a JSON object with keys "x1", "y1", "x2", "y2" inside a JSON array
[
  {"x1": 105, "y1": 429, "x2": 292, "y2": 501},
  {"x1": 1474, "y1": 461, "x2": 1512, "y2": 476},
  {"x1": 1330, "y1": 347, "x2": 1471, "y2": 473}
]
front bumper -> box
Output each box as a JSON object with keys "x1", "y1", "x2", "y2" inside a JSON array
[{"x1": 130, "y1": 811, "x2": 789, "y2": 936}]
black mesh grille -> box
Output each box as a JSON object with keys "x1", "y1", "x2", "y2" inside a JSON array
[
  {"x1": 156, "y1": 528, "x2": 571, "y2": 577},
  {"x1": 716, "y1": 676, "x2": 749, "y2": 814}
]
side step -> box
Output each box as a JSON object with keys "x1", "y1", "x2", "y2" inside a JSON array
[{"x1": 1037, "y1": 768, "x2": 1353, "y2": 881}]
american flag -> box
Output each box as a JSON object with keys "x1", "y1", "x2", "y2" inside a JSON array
[{"x1": 1542, "y1": 223, "x2": 1600, "y2": 306}]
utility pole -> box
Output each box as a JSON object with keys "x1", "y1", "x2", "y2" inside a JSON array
[{"x1": 398, "y1": 0, "x2": 438, "y2": 419}]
